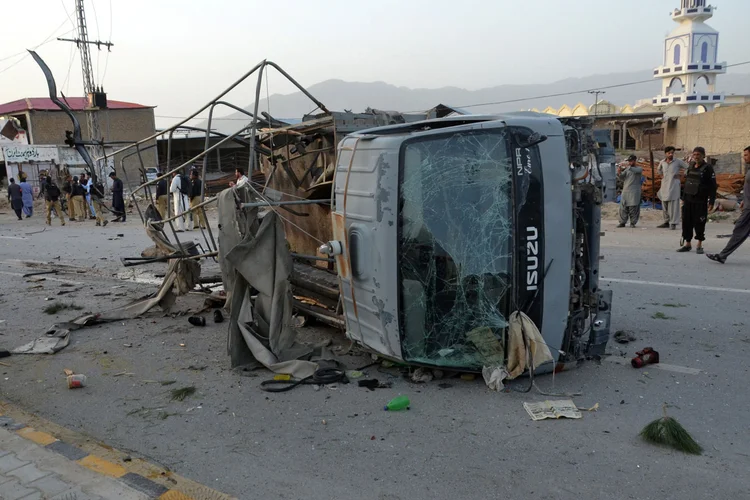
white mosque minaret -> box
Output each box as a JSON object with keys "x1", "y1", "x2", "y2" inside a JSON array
[{"x1": 652, "y1": 0, "x2": 726, "y2": 114}]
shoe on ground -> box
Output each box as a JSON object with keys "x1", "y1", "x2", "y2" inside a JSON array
[
  {"x1": 96, "y1": 222, "x2": 101, "y2": 226},
  {"x1": 630, "y1": 224, "x2": 637, "y2": 228},
  {"x1": 657, "y1": 222, "x2": 670, "y2": 228},
  {"x1": 103, "y1": 220, "x2": 108, "y2": 227},
  {"x1": 677, "y1": 246, "x2": 692, "y2": 252},
  {"x1": 670, "y1": 224, "x2": 677, "y2": 230},
  {"x1": 696, "y1": 247, "x2": 705, "y2": 255},
  {"x1": 707, "y1": 253, "x2": 726, "y2": 264},
  {"x1": 617, "y1": 223, "x2": 626, "y2": 228}
]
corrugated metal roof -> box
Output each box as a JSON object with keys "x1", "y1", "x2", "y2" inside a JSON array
[{"x1": 0, "y1": 97, "x2": 153, "y2": 115}]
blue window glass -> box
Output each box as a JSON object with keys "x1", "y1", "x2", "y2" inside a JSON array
[
  {"x1": 673, "y1": 45, "x2": 681, "y2": 65},
  {"x1": 701, "y1": 42, "x2": 708, "y2": 63}
]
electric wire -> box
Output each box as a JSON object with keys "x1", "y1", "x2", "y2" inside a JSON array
[{"x1": 100, "y1": 0, "x2": 113, "y2": 84}]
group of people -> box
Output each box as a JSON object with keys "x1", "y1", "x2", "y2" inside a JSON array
[
  {"x1": 617, "y1": 145, "x2": 750, "y2": 263},
  {"x1": 6, "y1": 171, "x2": 127, "y2": 227},
  {"x1": 8, "y1": 165, "x2": 254, "y2": 235}
]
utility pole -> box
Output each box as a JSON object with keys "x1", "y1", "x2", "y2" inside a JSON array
[
  {"x1": 588, "y1": 90, "x2": 606, "y2": 116},
  {"x1": 58, "y1": 0, "x2": 113, "y2": 184}
]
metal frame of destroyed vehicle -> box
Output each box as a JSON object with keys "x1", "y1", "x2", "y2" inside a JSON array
[{"x1": 29, "y1": 52, "x2": 612, "y2": 375}]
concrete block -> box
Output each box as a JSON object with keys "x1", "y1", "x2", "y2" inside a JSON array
[
  {"x1": 0, "y1": 479, "x2": 38, "y2": 500},
  {"x1": 28, "y1": 474, "x2": 73, "y2": 497},
  {"x1": 7, "y1": 463, "x2": 51, "y2": 484},
  {"x1": 0, "y1": 454, "x2": 30, "y2": 473}
]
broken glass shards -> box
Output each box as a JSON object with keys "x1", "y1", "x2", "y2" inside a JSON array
[{"x1": 398, "y1": 129, "x2": 513, "y2": 369}]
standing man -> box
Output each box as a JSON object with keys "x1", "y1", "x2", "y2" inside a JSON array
[
  {"x1": 19, "y1": 177, "x2": 34, "y2": 218},
  {"x1": 617, "y1": 155, "x2": 643, "y2": 228},
  {"x1": 62, "y1": 174, "x2": 76, "y2": 222},
  {"x1": 229, "y1": 168, "x2": 249, "y2": 188},
  {"x1": 89, "y1": 175, "x2": 108, "y2": 227},
  {"x1": 40, "y1": 176, "x2": 65, "y2": 226},
  {"x1": 707, "y1": 146, "x2": 750, "y2": 263},
  {"x1": 7, "y1": 178, "x2": 24, "y2": 220},
  {"x1": 109, "y1": 171, "x2": 126, "y2": 222},
  {"x1": 155, "y1": 173, "x2": 168, "y2": 219},
  {"x1": 677, "y1": 147, "x2": 716, "y2": 254},
  {"x1": 169, "y1": 170, "x2": 189, "y2": 232},
  {"x1": 189, "y1": 169, "x2": 206, "y2": 229},
  {"x1": 70, "y1": 176, "x2": 87, "y2": 222},
  {"x1": 657, "y1": 146, "x2": 686, "y2": 230},
  {"x1": 80, "y1": 173, "x2": 96, "y2": 220}
]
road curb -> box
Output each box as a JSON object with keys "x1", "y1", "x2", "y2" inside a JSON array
[{"x1": 0, "y1": 400, "x2": 235, "y2": 500}]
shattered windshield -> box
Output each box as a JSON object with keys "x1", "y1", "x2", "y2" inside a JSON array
[{"x1": 399, "y1": 129, "x2": 513, "y2": 369}]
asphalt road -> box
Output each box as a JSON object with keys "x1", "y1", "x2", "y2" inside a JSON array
[{"x1": 1, "y1": 207, "x2": 749, "y2": 500}]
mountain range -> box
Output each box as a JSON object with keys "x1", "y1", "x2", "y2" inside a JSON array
[{"x1": 200, "y1": 69, "x2": 750, "y2": 134}]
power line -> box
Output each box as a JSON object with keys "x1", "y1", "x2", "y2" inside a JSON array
[
  {"x1": 101, "y1": 0, "x2": 113, "y2": 84},
  {"x1": 447, "y1": 60, "x2": 750, "y2": 111},
  {"x1": 0, "y1": 19, "x2": 76, "y2": 75}
]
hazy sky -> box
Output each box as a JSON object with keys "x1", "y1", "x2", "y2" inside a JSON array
[{"x1": 1, "y1": 0, "x2": 748, "y2": 127}]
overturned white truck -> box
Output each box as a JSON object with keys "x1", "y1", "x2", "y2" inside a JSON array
[{"x1": 322, "y1": 113, "x2": 612, "y2": 374}]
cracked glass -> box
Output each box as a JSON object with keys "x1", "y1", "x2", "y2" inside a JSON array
[{"x1": 399, "y1": 129, "x2": 513, "y2": 369}]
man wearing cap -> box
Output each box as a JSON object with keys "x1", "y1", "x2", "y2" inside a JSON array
[
  {"x1": 657, "y1": 146, "x2": 686, "y2": 230},
  {"x1": 617, "y1": 155, "x2": 643, "y2": 228},
  {"x1": 707, "y1": 146, "x2": 750, "y2": 263},
  {"x1": 677, "y1": 146, "x2": 716, "y2": 254}
]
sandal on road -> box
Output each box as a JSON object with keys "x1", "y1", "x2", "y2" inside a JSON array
[{"x1": 707, "y1": 253, "x2": 725, "y2": 264}]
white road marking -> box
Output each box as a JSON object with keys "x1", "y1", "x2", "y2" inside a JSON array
[
  {"x1": 605, "y1": 355, "x2": 703, "y2": 375},
  {"x1": 602, "y1": 277, "x2": 750, "y2": 295},
  {"x1": 0, "y1": 236, "x2": 27, "y2": 240}
]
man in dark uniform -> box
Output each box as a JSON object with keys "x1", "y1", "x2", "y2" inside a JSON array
[
  {"x1": 155, "y1": 173, "x2": 168, "y2": 219},
  {"x1": 707, "y1": 146, "x2": 750, "y2": 263},
  {"x1": 40, "y1": 176, "x2": 65, "y2": 226},
  {"x1": 61, "y1": 174, "x2": 75, "y2": 221},
  {"x1": 189, "y1": 169, "x2": 206, "y2": 229},
  {"x1": 109, "y1": 171, "x2": 126, "y2": 222},
  {"x1": 677, "y1": 146, "x2": 717, "y2": 254}
]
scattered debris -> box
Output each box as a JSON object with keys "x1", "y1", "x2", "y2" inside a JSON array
[
  {"x1": 170, "y1": 386, "x2": 196, "y2": 402},
  {"x1": 0, "y1": 350, "x2": 10, "y2": 359},
  {"x1": 438, "y1": 383, "x2": 453, "y2": 389},
  {"x1": 651, "y1": 312, "x2": 674, "y2": 320},
  {"x1": 614, "y1": 331, "x2": 637, "y2": 344},
  {"x1": 43, "y1": 302, "x2": 83, "y2": 315},
  {"x1": 159, "y1": 380, "x2": 177, "y2": 386},
  {"x1": 662, "y1": 303, "x2": 687, "y2": 308},
  {"x1": 188, "y1": 316, "x2": 206, "y2": 327},
  {"x1": 123, "y1": 456, "x2": 132, "y2": 462},
  {"x1": 411, "y1": 367, "x2": 433, "y2": 383},
  {"x1": 384, "y1": 395, "x2": 410, "y2": 411},
  {"x1": 22, "y1": 270, "x2": 58, "y2": 278},
  {"x1": 640, "y1": 405, "x2": 702, "y2": 455},
  {"x1": 482, "y1": 365, "x2": 508, "y2": 391},
  {"x1": 358, "y1": 379, "x2": 393, "y2": 391},
  {"x1": 524, "y1": 400, "x2": 582, "y2": 421},
  {"x1": 187, "y1": 365, "x2": 207, "y2": 371},
  {"x1": 67, "y1": 373, "x2": 87, "y2": 389},
  {"x1": 347, "y1": 370, "x2": 364, "y2": 379},
  {"x1": 460, "y1": 373, "x2": 476, "y2": 381},
  {"x1": 112, "y1": 372, "x2": 135, "y2": 377},
  {"x1": 632, "y1": 347, "x2": 660, "y2": 368},
  {"x1": 123, "y1": 343, "x2": 133, "y2": 348},
  {"x1": 213, "y1": 310, "x2": 224, "y2": 323}
]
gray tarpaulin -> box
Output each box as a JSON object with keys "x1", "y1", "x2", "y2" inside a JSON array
[{"x1": 218, "y1": 185, "x2": 320, "y2": 379}]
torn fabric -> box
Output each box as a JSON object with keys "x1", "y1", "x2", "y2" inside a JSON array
[
  {"x1": 220, "y1": 184, "x2": 319, "y2": 379},
  {"x1": 506, "y1": 311, "x2": 554, "y2": 379}
]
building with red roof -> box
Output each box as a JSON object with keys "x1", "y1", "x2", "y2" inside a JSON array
[{"x1": 0, "y1": 96, "x2": 157, "y2": 182}]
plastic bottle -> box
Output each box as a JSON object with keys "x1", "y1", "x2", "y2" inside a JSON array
[{"x1": 384, "y1": 395, "x2": 410, "y2": 411}]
